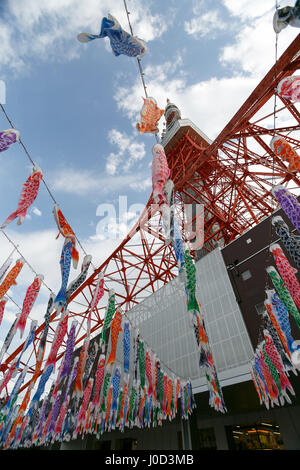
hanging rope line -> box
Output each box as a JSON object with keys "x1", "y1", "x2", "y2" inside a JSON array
[
  {"x1": 263, "y1": 1, "x2": 280, "y2": 297},
  {"x1": 0, "y1": 103, "x2": 97, "y2": 273},
  {"x1": 119, "y1": 1, "x2": 190, "y2": 378},
  {"x1": 123, "y1": 0, "x2": 160, "y2": 144}
]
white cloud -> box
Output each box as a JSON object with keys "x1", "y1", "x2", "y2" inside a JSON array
[
  {"x1": 130, "y1": 3, "x2": 170, "y2": 42},
  {"x1": 0, "y1": 0, "x2": 171, "y2": 76},
  {"x1": 32, "y1": 206, "x2": 42, "y2": 217},
  {"x1": 91, "y1": 209, "x2": 142, "y2": 242},
  {"x1": 222, "y1": 0, "x2": 274, "y2": 19},
  {"x1": 50, "y1": 165, "x2": 151, "y2": 196},
  {"x1": 106, "y1": 129, "x2": 146, "y2": 175},
  {"x1": 0, "y1": 228, "x2": 62, "y2": 292},
  {"x1": 112, "y1": 1, "x2": 300, "y2": 142},
  {"x1": 113, "y1": 56, "x2": 185, "y2": 129},
  {"x1": 129, "y1": 177, "x2": 152, "y2": 192},
  {"x1": 0, "y1": 23, "x2": 25, "y2": 74},
  {"x1": 184, "y1": 10, "x2": 227, "y2": 39},
  {"x1": 220, "y1": 6, "x2": 299, "y2": 78},
  {"x1": 51, "y1": 167, "x2": 100, "y2": 194},
  {"x1": 113, "y1": 52, "x2": 259, "y2": 141}
]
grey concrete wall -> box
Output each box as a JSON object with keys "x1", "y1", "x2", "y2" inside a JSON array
[
  {"x1": 60, "y1": 405, "x2": 300, "y2": 450},
  {"x1": 61, "y1": 416, "x2": 183, "y2": 451}
]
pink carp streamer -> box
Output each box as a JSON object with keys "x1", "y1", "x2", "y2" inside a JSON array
[
  {"x1": 0, "y1": 299, "x2": 7, "y2": 326},
  {"x1": 270, "y1": 243, "x2": 300, "y2": 309},
  {"x1": 151, "y1": 143, "x2": 174, "y2": 243},
  {"x1": 1, "y1": 166, "x2": 43, "y2": 229},
  {"x1": 251, "y1": 233, "x2": 300, "y2": 407},
  {"x1": 45, "y1": 310, "x2": 68, "y2": 371},
  {"x1": 251, "y1": 328, "x2": 295, "y2": 408},
  {"x1": 264, "y1": 329, "x2": 295, "y2": 403},
  {"x1": 277, "y1": 75, "x2": 300, "y2": 102},
  {"x1": 152, "y1": 143, "x2": 170, "y2": 204},
  {"x1": 91, "y1": 354, "x2": 105, "y2": 411},
  {"x1": 73, "y1": 312, "x2": 92, "y2": 400},
  {"x1": 15, "y1": 275, "x2": 43, "y2": 338},
  {"x1": 90, "y1": 272, "x2": 105, "y2": 312},
  {"x1": 74, "y1": 378, "x2": 94, "y2": 438},
  {"x1": 0, "y1": 357, "x2": 18, "y2": 395}
]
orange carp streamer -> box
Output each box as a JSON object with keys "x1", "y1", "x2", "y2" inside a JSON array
[
  {"x1": 136, "y1": 97, "x2": 164, "y2": 134},
  {"x1": 270, "y1": 136, "x2": 300, "y2": 173},
  {"x1": 53, "y1": 204, "x2": 79, "y2": 269},
  {"x1": 106, "y1": 310, "x2": 123, "y2": 368},
  {"x1": 0, "y1": 258, "x2": 24, "y2": 300}
]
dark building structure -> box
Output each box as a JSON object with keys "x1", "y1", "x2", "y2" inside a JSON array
[
  {"x1": 58, "y1": 204, "x2": 300, "y2": 451},
  {"x1": 221, "y1": 203, "x2": 300, "y2": 350}
]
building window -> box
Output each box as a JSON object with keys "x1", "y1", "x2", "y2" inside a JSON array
[
  {"x1": 225, "y1": 421, "x2": 284, "y2": 450},
  {"x1": 115, "y1": 438, "x2": 138, "y2": 451},
  {"x1": 255, "y1": 301, "x2": 265, "y2": 316},
  {"x1": 198, "y1": 428, "x2": 217, "y2": 450},
  {"x1": 241, "y1": 269, "x2": 252, "y2": 281}
]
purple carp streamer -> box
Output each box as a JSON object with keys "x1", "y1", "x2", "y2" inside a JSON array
[
  {"x1": 272, "y1": 185, "x2": 300, "y2": 234},
  {"x1": 0, "y1": 129, "x2": 20, "y2": 153}
]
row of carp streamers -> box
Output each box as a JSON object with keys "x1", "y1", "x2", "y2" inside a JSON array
[
  {"x1": 251, "y1": 185, "x2": 300, "y2": 409},
  {"x1": 0, "y1": 288, "x2": 196, "y2": 449},
  {"x1": 151, "y1": 141, "x2": 226, "y2": 413},
  {"x1": 0, "y1": 174, "x2": 195, "y2": 448},
  {"x1": 0, "y1": 14, "x2": 196, "y2": 448},
  {"x1": 250, "y1": 0, "x2": 300, "y2": 408},
  {"x1": 2, "y1": 5, "x2": 300, "y2": 446}
]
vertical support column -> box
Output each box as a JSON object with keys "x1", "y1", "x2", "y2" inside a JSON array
[
  {"x1": 188, "y1": 409, "x2": 200, "y2": 450},
  {"x1": 274, "y1": 407, "x2": 300, "y2": 450},
  {"x1": 181, "y1": 418, "x2": 192, "y2": 450},
  {"x1": 213, "y1": 421, "x2": 229, "y2": 450}
]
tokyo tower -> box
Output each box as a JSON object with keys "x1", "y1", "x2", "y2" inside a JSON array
[{"x1": 2, "y1": 33, "x2": 300, "y2": 399}]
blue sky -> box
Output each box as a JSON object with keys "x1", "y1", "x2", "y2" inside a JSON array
[{"x1": 0, "y1": 0, "x2": 298, "y2": 364}]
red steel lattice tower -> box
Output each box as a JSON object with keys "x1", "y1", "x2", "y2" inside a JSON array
[{"x1": 3, "y1": 33, "x2": 300, "y2": 396}]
